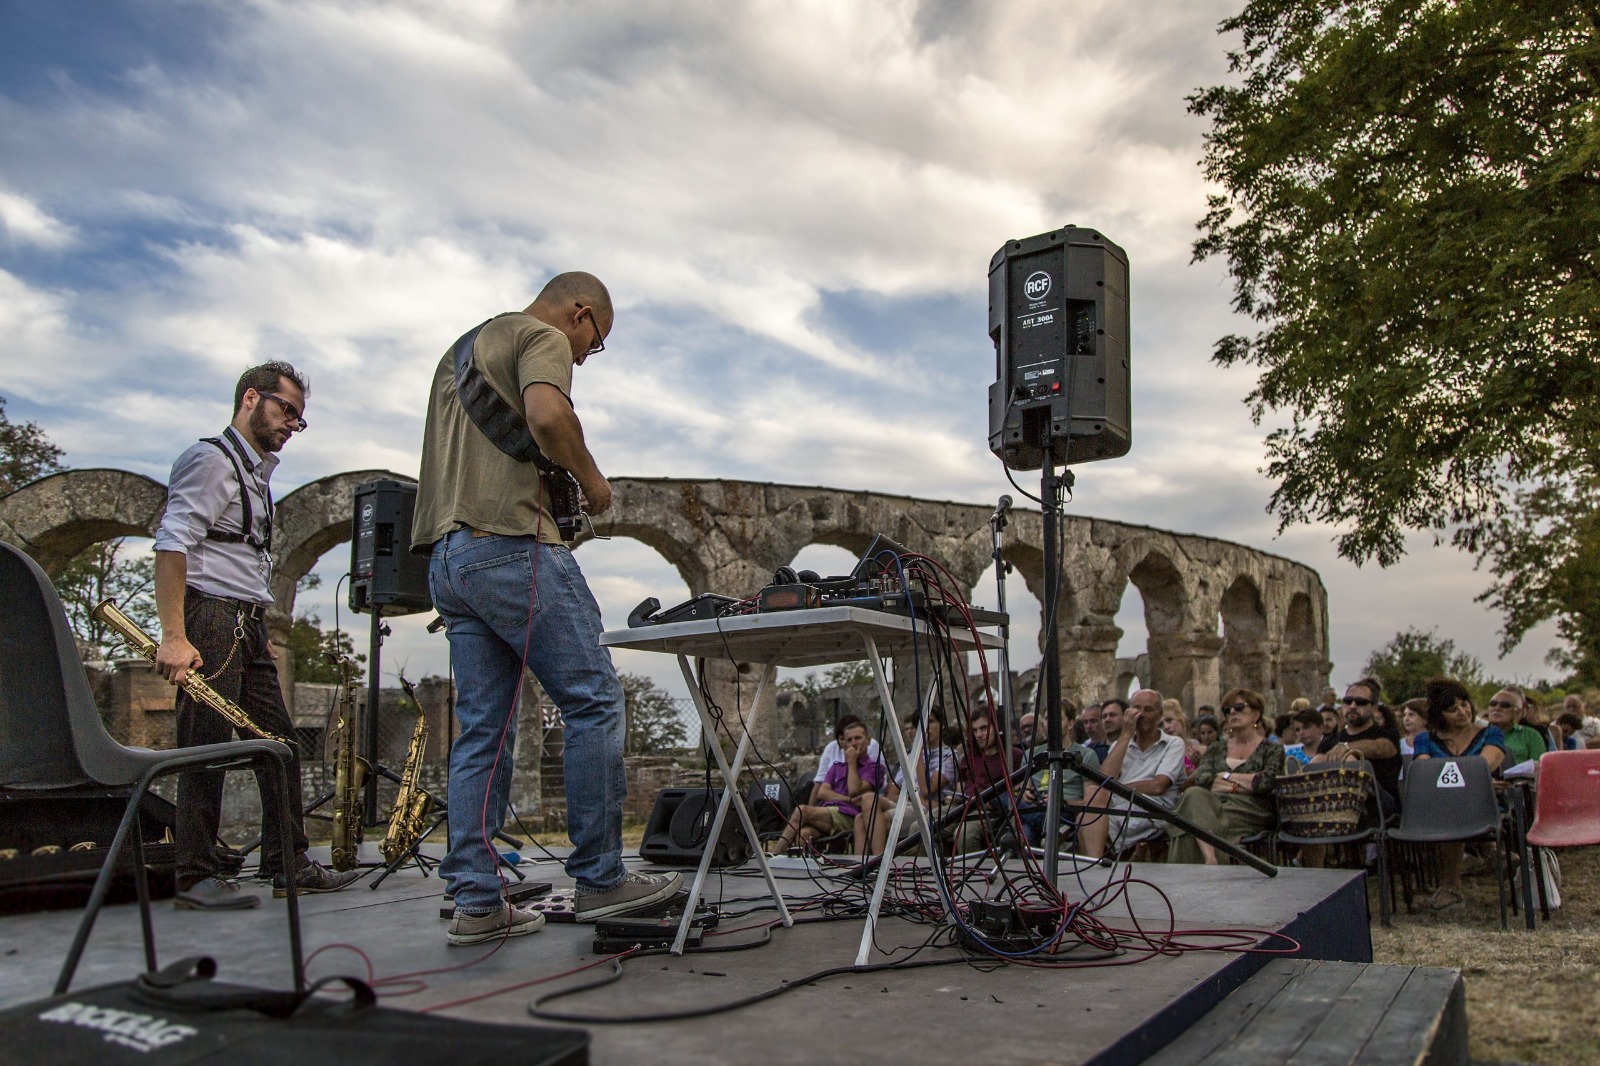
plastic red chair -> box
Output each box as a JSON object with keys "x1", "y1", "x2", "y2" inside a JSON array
[{"x1": 1526, "y1": 750, "x2": 1600, "y2": 848}]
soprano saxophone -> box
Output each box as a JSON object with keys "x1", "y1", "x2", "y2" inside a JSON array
[
  {"x1": 328, "y1": 654, "x2": 369, "y2": 872},
  {"x1": 93, "y1": 598, "x2": 294, "y2": 746},
  {"x1": 380, "y1": 674, "x2": 435, "y2": 865}
]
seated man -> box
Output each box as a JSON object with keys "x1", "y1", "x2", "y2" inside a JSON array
[
  {"x1": 1077, "y1": 689, "x2": 1186, "y2": 859},
  {"x1": 1017, "y1": 702, "x2": 1099, "y2": 848},
  {"x1": 951, "y1": 711, "x2": 1024, "y2": 853},
  {"x1": 767, "y1": 718, "x2": 887, "y2": 856}
]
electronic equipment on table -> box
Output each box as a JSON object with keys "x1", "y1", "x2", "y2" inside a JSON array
[{"x1": 626, "y1": 533, "x2": 1006, "y2": 629}]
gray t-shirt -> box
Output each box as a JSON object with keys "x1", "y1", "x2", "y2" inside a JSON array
[{"x1": 412, "y1": 313, "x2": 574, "y2": 551}]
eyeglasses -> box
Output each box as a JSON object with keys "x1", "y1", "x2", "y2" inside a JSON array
[
  {"x1": 1487, "y1": 700, "x2": 1520, "y2": 710},
  {"x1": 256, "y1": 391, "x2": 307, "y2": 431},
  {"x1": 1225, "y1": 702, "x2": 1254, "y2": 713},
  {"x1": 578, "y1": 304, "x2": 606, "y2": 357},
  {"x1": 1341, "y1": 696, "x2": 1374, "y2": 707}
]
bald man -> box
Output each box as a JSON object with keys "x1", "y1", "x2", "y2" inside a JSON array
[
  {"x1": 1078, "y1": 688, "x2": 1187, "y2": 859},
  {"x1": 413, "y1": 272, "x2": 678, "y2": 945}
]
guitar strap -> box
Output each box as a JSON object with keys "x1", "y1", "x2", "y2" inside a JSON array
[{"x1": 449, "y1": 314, "x2": 568, "y2": 473}]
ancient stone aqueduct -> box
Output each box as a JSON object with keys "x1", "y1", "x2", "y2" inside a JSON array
[{"x1": 0, "y1": 468, "x2": 1331, "y2": 723}]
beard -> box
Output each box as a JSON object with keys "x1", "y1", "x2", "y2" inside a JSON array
[{"x1": 249, "y1": 404, "x2": 285, "y2": 452}]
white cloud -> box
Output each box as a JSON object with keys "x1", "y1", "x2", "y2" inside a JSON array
[{"x1": 0, "y1": 191, "x2": 76, "y2": 249}]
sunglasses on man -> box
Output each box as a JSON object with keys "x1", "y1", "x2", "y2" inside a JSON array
[{"x1": 1341, "y1": 696, "x2": 1374, "y2": 707}]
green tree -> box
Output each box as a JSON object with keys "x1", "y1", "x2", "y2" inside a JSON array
[
  {"x1": 56, "y1": 538, "x2": 158, "y2": 660},
  {"x1": 1362, "y1": 628, "x2": 1489, "y2": 706},
  {"x1": 1190, "y1": 2, "x2": 1600, "y2": 667},
  {"x1": 1475, "y1": 471, "x2": 1600, "y2": 688},
  {"x1": 284, "y1": 573, "x2": 364, "y2": 683},
  {"x1": 0, "y1": 394, "x2": 66, "y2": 494},
  {"x1": 1192, "y1": 1, "x2": 1600, "y2": 565},
  {"x1": 778, "y1": 661, "x2": 876, "y2": 703},
  {"x1": 619, "y1": 672, "x2": 691, "y2": 754}
]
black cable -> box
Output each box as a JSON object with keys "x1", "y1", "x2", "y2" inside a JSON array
[{"x1": 528, "y1": 952, "x2": 973, "y2": 1025}]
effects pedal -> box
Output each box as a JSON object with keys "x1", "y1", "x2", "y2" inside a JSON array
[
  {"x1": 438, "y1": 881, "x2": 553, "y2": 920},
  {"x1": 592, "y1": 894, "x2": 720, "y2": 952}
]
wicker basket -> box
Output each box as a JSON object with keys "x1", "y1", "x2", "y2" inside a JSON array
[{"x1": 1274, "y1": 762, "x2": 1371, "y2": 838}]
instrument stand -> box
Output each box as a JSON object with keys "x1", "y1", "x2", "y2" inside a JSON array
[{"x1": 988, "y1": 496, "x2": 1019, "y2": 757}]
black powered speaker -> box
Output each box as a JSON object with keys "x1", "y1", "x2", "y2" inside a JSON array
[
  {"x1": 987, "y1": 226, "x2": 1130, "y2": 470},
  {"x1": 639, "y1": 788, "x2": 753, "y2": 868},
  {"x1": 349, "y1": 479, "x2": 432, "y2": 615}
]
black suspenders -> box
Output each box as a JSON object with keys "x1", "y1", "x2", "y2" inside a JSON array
[{"x1": 200, "y1": 432, "x2": 273, "y2": 551}]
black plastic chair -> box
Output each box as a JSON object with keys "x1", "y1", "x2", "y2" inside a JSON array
[
  {"x1": 0, "y1": 541, "x2": 305, "y2": 994},
  {"x1": 1388, "y1": 755, "x2": 1508, "y2": 930},
  {"x1": 1273, "y1": 758, "x2": 1394, "y2": 925}
]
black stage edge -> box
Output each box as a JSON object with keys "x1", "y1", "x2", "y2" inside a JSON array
[{"x1": 6, "y1": 849, "x2": 1375, "y2": 1066}]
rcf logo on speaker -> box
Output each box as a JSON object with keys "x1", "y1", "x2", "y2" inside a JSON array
[{"x1": 1024, "y1": 271, "x2": 1052, "y2": 300}]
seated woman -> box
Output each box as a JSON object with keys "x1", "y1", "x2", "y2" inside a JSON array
[
  {"x1": 1411, "y1": 676, "x2": 1506, "y2": 911},
  {"x1": 1398, "y1": 698, "x2": 1426, "y2": 755},
  {"x1": 1160, "y1": 700, "x2": 1205, "y2": 778},
  {"x1": 1166, "y1": 688, "x2": 1285, "y2": 865},
  {"x1": 766, "y1": 718, "x2": 887, "y2": 857}
]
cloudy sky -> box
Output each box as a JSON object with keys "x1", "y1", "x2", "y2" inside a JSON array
[{"x1": 0, "y1": 0, "x2": 1561, "y2": 700}]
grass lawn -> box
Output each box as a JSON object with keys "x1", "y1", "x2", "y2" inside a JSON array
[{"x1": 1370, "y1": 844, "x2": 1600, "y2": 1065}]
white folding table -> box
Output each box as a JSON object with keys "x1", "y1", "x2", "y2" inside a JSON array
[{"x1": 600, "y1": 606, "x2": 1003, "y2": 961}]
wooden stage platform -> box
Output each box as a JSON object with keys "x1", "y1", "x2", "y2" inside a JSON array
[{"x1": 1, "y1": 846, "x2": 1428, "y2": 1065}]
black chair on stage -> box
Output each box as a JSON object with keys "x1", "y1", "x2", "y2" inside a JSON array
[
  {"x1": 1388, "y1": 755, "x2": 1509, "y2": 930},
  {"x1": 0, "y1": 541, "x2": 305, "y2": 994}
]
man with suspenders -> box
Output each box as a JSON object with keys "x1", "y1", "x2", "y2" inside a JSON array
[{"x1": 153, "y1": 362, "x2": 359, "y2": 909}]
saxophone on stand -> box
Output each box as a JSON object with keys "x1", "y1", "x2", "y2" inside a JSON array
[
  {"x1": 381, "y1": 673, "x2": 435, "y2": 866},
  {"x1": 328, "y1": 654, "x2": 369, "y2": 872},
  {"x1": 92, "y1": 598, "x2": 294, "y2": 746}
]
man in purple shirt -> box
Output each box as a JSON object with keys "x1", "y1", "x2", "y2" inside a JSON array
[{"x1": 767, "y1": 719, "x2": 887, "y2": 856}]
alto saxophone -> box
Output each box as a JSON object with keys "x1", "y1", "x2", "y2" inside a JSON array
[
  {"x1": 381, "y1": 674, "x2": 435, "y2": 865},
  {"x1": 93, "y1": 598, "x2": 294, "y2": 746},
  {"x1": 328, "y1": 654, "x2": 369, "y2": 872}
]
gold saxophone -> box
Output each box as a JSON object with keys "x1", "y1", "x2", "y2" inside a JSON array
[
  {"x1": 329, "y1": 654, "x2": 369, "y2": 872},
  {"x1": 93, "y1": 598, "x2": 294, "y2": 746},
  {"x1": 381, "y1": 674, "x2": 435, "y2": 866}
]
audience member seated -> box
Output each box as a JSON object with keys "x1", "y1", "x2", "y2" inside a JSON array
[
  {"x1": 1562, "y1": 693, "x2": 1600, "y2": 749},
  {"x1": 1167, "y1": 688, "x2": 1284, "y2": 864},
  {"x1": 1081, "y1": 702, "x2": 1110, "y2": 763},
  {"x1": 1411, "y1": 676, "x2": 1507, "y2": 911},
  {"x1": 814, "y1": 713, "x2": 882, "y2": 790},
  {"x1": 1077, "y1": 689, "x2": 1187, "y2": 859},
  {"x1": 1017, "y1": 702, "x2": 1099, "y2": 848},
  {"x1": 1399, "y1": 698, "x2": 1426, "y2": 755},
  {"x1": 1193, "y1": 713, "x2": 1220, "y2": 751},
  {"x1": 767, "y1": 717, "x2": 888, "y2": 857},
  {"x1": 1311, "y1": 676, "x2": 1403, "y2": 808},
  {"x1": 1486, "y1": 686, "x2": 1548, "y2": 768},
  {"x1": 1284, "y1": 708, "x2": 1329, "y2": 766},
  {"x1": 952, "y1": 711, "x2": 1024, "y2": 853},
  {"x1": 1554, "y1": 711, "x2": 1586, "y2": 752},
  {"x1": 870, "y1": 710, "x2": 959, "y2": 854},
  {"x1": 1318, "y1": 688, "x2": 1341, "y2": 736},
  {"x1": 1161, "y1": 699, "x2": 1205, "y2": 773}
]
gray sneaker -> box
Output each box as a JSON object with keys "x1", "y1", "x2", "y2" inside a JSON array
[
  {"x1": 175, "y1": 876, "x2": 262, "y2": 911},
  {"x1": 447, "y1": 903, "x2": 546, "y2": 946},
  {"x1": 574, "y1": 871, "x2": 682, "y2": 923},
  {"x1": 273, "y1": 860, "x2": 362, "y2": 898}
]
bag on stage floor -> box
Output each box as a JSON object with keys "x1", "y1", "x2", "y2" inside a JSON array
[{"x1": 0, "y1": 957, "x2": 588, "y2": 1065}]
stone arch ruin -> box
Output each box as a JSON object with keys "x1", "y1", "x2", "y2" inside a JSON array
[{"x1": 0, "y1": 470, "x2": 1331, "y2": 731}]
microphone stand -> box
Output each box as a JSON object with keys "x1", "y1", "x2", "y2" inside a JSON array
[{"x1": 989, "y1": 495, "x2": 1017, "y2": 755}]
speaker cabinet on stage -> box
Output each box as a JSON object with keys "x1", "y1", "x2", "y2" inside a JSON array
[
  {"x1": 349, "y1": 479, "x2": 432, "y2": 615},
  {"x1": 987, "y1": 226, "x2": 1131, "y2": 470},
  {"x1": 639, "y1": 788, "x2": 754, "y2": 868}
]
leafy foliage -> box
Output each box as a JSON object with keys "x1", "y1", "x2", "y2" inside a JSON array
[
  {"x1": 1362, "y1": 628, "x2": 1487, "y2": 705},
  {"x1": 286, "y1": 615, "x2": 365, "y2": 683},
  {"x1": 777, "y1": 661, "x2": 876, "y2": 703},
  {"x1": 619, "y1": 672, "x2": 691, "y2": 754},
  {"x1": 1475, "y1": 471, "x2": 1600, "y2": 687},
  {"x1": 57, "y1": 539, "x2": 158, "y2": 660},
  {"x1": 1191, "y1": 2, "x2": 1600, "y2": 568},
  {"x1": 0, "y1": 394, "x2": 66, "y2": 495}
]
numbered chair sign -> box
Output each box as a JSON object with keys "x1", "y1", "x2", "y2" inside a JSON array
[{"x1": 1436, "y1": 761, "x2": 1466, "y2": 789}]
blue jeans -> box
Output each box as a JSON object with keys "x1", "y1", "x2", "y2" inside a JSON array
[{"x1": 429, "y1": 529, "x2": 627, "y2": 912}]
